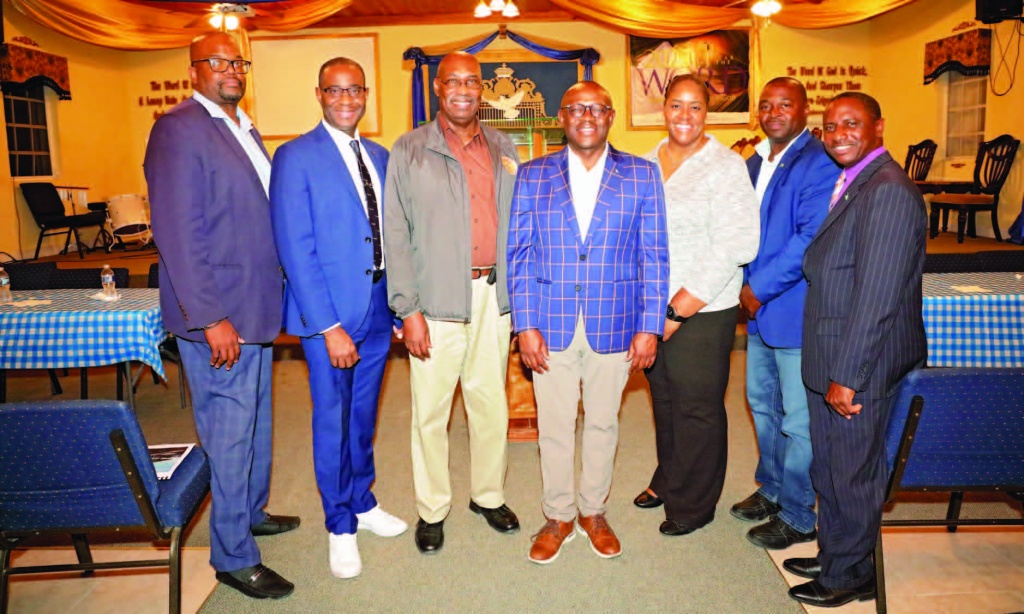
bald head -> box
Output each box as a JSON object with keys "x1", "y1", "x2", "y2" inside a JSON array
[
  {"x1": 437, "y1": 51, "x2": 480, "y2": 79},
  {"x1": 188, "y1": 32, "x2": 246, "y2": 109},
  {"x1": 560, "y1": 81, "x2": 612, "y2": 108}
]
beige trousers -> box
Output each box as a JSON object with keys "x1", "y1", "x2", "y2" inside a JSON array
[
  {"x1": 409, "y1": 278, "x2": 511, "y2": 522},
  {"x1": 532, "y1": 316, "x2": 632, "y2": 522}
]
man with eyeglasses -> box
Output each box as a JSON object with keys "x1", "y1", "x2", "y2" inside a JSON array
[
  {"x1": 507, "y1": 81, "x2": 668, "y2": 564},
  {"x1": 383, "y1": 51, "x2": 521, "y2": 555},
  {"x1": 269, "y1": 57, "x2": 407, "y2": 580},
  {"x1": 145, "y1": 32, "x2": 296, "y2": 600}
]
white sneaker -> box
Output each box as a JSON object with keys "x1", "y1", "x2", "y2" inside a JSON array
[
  {"x1": 356, "y1": 506, "x2": 408, "y2": 537},
  {"x1": 328, "y1": 533, "x2": 361, "y2": 579}
]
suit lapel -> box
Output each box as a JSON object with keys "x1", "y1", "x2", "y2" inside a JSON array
[
  {"x1": 585, "y1": 147, "x2": 623, "y2": 245},
  {"x1": 810, "y1": 151, "x2": 893, "y2": 246},
  {"x1": 311, "y1": 123, "x2": 363, "y2": 209},
  {"x1": 550, "y1": 150, "x2": 583, "y2": 246},
  {"x1": 210, "y1": 117, "x2": 266, "y2": 195}
]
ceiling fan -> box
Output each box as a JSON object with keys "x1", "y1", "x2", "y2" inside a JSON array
[{"x1": 126, "y1": 1, "x2": 286, "y2": 30}]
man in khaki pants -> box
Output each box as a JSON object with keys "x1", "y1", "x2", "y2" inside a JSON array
[{"x1": 383, "y1": 51, "x2": 521, "y2": 554}]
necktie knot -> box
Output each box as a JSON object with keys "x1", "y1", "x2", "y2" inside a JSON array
[{"x1": 350, "y1": 140, "x2": 361, "y2": 155}]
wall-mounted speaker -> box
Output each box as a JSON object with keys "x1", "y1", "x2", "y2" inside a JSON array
[{"x1": 976, "y1": 0, "x2": 1023, "y2": 24}]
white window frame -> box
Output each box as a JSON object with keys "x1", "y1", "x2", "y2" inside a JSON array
[
  {"x1": 4, "y1": 85, "x2": 61, "y2": 181},
  {"x1": 940, "y1": 71, "x2": 987, "y2": 161}
]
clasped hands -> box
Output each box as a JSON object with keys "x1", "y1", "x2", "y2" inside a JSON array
[{"x1": 517, "y1": 329, "x2": 657, "y2": 374}]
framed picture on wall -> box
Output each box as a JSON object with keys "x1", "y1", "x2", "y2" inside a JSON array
[{"x1": 627, "y1": 30, "x2": 752, "y2": 129}]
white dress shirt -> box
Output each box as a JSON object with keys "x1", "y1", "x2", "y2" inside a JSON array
[
  {"x1": 753, "y1": 128, "x2": 807, "y2": 204},
  {"x1": 191, "y1": 92, "x2": 271, "y2": 198},
  {"x1": 566, "y1": 144, "x2": 608, "y2": 240}
]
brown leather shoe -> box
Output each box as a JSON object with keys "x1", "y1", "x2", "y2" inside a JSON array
[
  {"x1": 528, "y1": 518, "x2": 576, "y2": 564},
  {"x1": 576, "y1": 514, "x2": 622, "y2": 559}
]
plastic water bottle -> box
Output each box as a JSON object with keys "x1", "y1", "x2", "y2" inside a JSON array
[
  {"x1": 101, "y1": 264, "x2": 116, "y2": 299},
  {"x1": 0, "y1": 267, "x2": 11, "y2": 305}
]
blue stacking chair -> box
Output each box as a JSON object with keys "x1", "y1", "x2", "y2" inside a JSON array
[
  {"x1": 875, "y1": 368, "x2": 1024, "y2": 613},
  {"x1": 0, "y1": 400, "x2": 210, "y2": 614}
]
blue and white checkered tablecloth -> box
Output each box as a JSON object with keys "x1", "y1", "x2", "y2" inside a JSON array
[
  {"x1": 0, "y1": 288, "x2": 167, "y2": 378},
  {"x1": 923, "y1": 272, "x2": 1024, "y2": 368}
]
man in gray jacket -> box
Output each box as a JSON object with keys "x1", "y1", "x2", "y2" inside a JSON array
[{"x1": 383, "y1": 51, "x2": 521, "y2": 555}]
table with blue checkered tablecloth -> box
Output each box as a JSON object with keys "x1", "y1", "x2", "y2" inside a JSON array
[
  {"x1": 0, "y1": 288, "x2": 167, "y2": 378},
  {"x1": 923, "y1": 272, "x2": 1024, "y2": 367}
]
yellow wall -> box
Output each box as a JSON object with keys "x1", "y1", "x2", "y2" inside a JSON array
[
  {"x1": 870, "y1": 0, "x2": 1024, "y2": 239},
  {"x1": 3, "y1": 0, "x2": 1022, "y2": 259}
]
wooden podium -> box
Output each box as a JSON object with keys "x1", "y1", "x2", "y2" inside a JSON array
[{"x1": 506, "y1": 336, "x2": 538, "y2": 442}]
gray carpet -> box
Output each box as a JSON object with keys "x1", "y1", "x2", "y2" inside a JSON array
[{"x1": 6, "y1": 351, "x2": 1020, "y2": 612}]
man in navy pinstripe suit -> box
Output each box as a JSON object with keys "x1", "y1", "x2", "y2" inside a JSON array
[
  {"x1": 508, "y1": 81, "x2": 668, "y2": 564},
  {"x1": 785, "y1": 92, "x2": 926, "y2": 607}
]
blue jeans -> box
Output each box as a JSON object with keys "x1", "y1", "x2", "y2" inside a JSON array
[{"x1": 746, "y1": 332, "x2": 816, "y2": 533}]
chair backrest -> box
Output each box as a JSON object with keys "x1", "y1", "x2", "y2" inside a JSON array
[
  {"x1": 4, "y1": 261, "x2": 57, "y2": 290},
  {"x1": 973, "y1": 134, "x2": 1020, "y2": 196},
  {"x1": 19, "y1": 182, "x2": 67, "y2": 226},
  {"x1": 885, "y1": 368, "x2": 1024, "y2": 491},
  {"x1": 0, "y1": 400, "x2": 162, "y2": 531},
  {"x1": 48, "y1": 267, "x2": 130, "y2": 289},
  {"x1": 147, "y1": 262, "x2": 159, "y2": 288},
  {"x1": 904, "y1": 139, "x2": 937, "y2": 181},
  {"x1": 922, "y1": 252, "x2": 982, "y2": 273},
  {"x1": 975, "y1": 250, "x2": 1024, "y2": 272}
]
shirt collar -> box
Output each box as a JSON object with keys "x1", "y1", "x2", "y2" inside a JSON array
[
  {"x1": 321, "y1": 119, "x2": 361, "y2": 147},
  {"x1": 437, "y1": 113, "x2": 482, "y2": 143},
  {"x1": 567, "y1": 143, "x2": 609, "y2": 174},
  {"x1": 843, "y1": 146, "x2": 888, "y2": 180},
  {"x1": 192, "y1": 91, "x2": 253, "y2": 132},
  {"x1": 754, "y1": 128, "x2": 807, "y2": 164}
]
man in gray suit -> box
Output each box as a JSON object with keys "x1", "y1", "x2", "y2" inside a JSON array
[{"x1": 784, "y1": 92, "x2": 926, "y2": 608}]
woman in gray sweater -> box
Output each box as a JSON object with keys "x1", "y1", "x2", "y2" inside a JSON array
[{"x1": 633, "y1": 74, "x2": 760, "y2": 536}]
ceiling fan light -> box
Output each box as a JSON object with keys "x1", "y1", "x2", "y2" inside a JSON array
[
  {"x1": 224, "y1": 14, "x2": 240, "y2": 30},
  {"x1": 751, "y1": 0, "x2": 782, "y2": 17},
  {"x1": 502, "y1": 0, "x2": 519, "y2": 17},
  {"x1": 474, "y1": 0, "x2": 492, "y2": 18},
  {"x1": 488, "y1": 0, "x2": 506, "y2": 12},
  {"x1": 208, "y1": 12, "x2": 224, "y2": 28}
]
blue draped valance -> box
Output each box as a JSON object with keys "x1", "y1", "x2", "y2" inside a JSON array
[{"x1": 403, "y1": 30, "x2": 599, "y2": 127}]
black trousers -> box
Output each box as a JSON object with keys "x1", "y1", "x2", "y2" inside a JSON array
[
  {"x1": 806, "y1": 389, "x2": 894, "y2": 589},
  {"x1": 644, "y1": 306, "x2": 737, "y2": 526}
]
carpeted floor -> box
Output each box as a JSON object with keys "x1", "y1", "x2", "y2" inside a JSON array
[{"x1": 5, "y1": 349, "x2": 1019, "y2": 612}]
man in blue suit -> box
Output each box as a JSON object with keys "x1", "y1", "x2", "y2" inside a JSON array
[
  {"x1": 785, "y1": 92, "x2": 926, "y2": 608},
  {"x1": 146, "y1": 33, "x2": 297, "y2": 600},
  {"x1": 509, "y1": 81, "x2": 668, "y2": 564},
  {"x1": 270, "y1": 57, "x2": 407, "y2": 580},
  {"x1": 731, "y1": 78, "x2": 840, "y2": 550}
]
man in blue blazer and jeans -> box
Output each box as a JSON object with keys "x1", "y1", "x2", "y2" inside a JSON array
[
  {"x1": 270, "y1": 57, "x2": 407, "y2": 580},
  {"x1": 146, "y1": 33, "x2": 298, "y2": 600},
  {"x1": 731, "y1": 78, "x2": 839, "y2": 550}
]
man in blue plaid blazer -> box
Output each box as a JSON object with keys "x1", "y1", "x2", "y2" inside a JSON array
[{"x1": 508, "y1": 81, "x2": 668, "y2": 564}]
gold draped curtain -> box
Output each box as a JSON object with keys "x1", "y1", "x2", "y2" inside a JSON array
[
  {"x1": 6, "y1": 0, "x2": 919, "y2": 50},
  {"x1": 547, "y1": 0, "x2": 920, "y2": 38},
  {"x1": 5, "y1": 0, "x2": 354, "y2": 50}
]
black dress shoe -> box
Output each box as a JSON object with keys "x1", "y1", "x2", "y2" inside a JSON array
[
  {"x1": 251, "y1": 514, "x2": 301, "y2": 536},
  {"x1": 746, "y1": 517, "x2": 816, "y2": 549},
  {"x1": 215, "y1": 564, "x2": 294, "y2": 599},
  {"x1": 783, "y1": 557, "x2": 821, "y2": 579},
  {"x1": 789, "y1": 578, "x2": 876, "y2": 607},
  {"x1": 469, "y1": 501, "x2": 520, "y2": 533},
  {"x1": 729, "y1": 491, "x2": 781, "y2": 522},
  {"x1": 415, "y1": 518, "x2": 444, "y2": 554},
  {"x1": 659, "y1": 519, "x2": 696, "y2": 536},
  {"x1": 633, "y1": 490, "x2": 664, "y2": 509}
]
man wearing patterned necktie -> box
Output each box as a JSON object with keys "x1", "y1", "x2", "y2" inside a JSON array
[{"x1": 270, "y1": 57, "x2": 407, "y2": 580}]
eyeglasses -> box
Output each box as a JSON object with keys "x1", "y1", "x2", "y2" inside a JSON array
[
  {"x1": 191, "y1": 58, "x2": 252, "y2": 74},
  {"x1": 440, "y1": 77, "x2": 483, "y2": 90},
  {"x1": 560, "y1": 104, "x2": 613, "y2": 119},
  {"x1": 321, "y1": 85, "x2": 369, "y2": 98}
]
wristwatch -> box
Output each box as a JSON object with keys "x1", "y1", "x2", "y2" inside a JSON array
[{"x1": 666, "y1": 305, "x2": 689, "y2": 323}]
